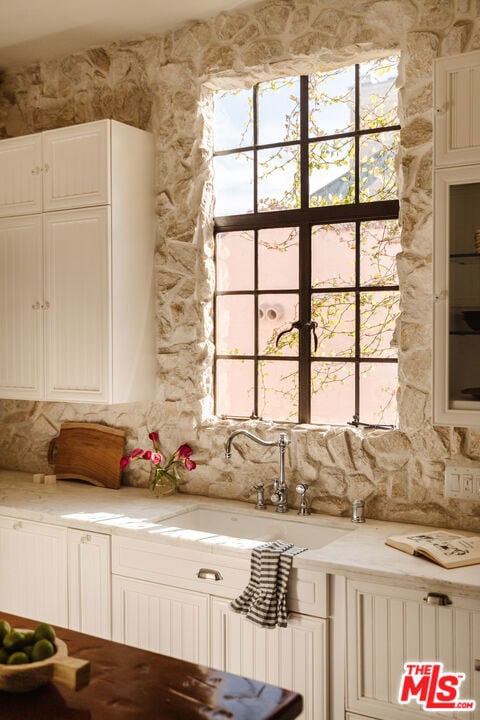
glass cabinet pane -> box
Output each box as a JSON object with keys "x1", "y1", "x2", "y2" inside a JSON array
[{"x1": 434, "y1": 167, "x2": 480, "y2": 426}]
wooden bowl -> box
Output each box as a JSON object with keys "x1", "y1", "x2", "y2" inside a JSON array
[{"x1": 0, "y1": 632, "x2": 90, "y2": 693}]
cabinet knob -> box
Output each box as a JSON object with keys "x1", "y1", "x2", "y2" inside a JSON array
[
  {"x1": 423, "y1": 592, "x2": 452, "y2": 606},
  {"x1": 13, "y1": 521, "x2": 22, "y2": 530},
  {"x1": 197, "y1": 568, "x2": 223, "y2": 581},
  {"x1": 80, "y1": 534, "x2": 91, "y2": 543}
]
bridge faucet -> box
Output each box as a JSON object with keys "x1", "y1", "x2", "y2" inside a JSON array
[{"x1": 224, "y1": 429, "x2": 291, "y2": 513}]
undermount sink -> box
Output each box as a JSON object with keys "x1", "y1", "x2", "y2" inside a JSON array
[{"x1": 155, "y1": 506, "x2": 352, "y2": 549}]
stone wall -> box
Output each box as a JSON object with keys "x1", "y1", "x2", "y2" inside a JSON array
[{"x1": 1, "y1": 0, "x2": 480, "y2": 531}]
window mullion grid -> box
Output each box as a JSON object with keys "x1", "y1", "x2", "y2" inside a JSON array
[
  {"x1": 253, "y1": 228, "x2": 259, "y2": 419},
  {"x1": 298, "y1": 76, "x2": 311, "y2": 424},
  {"x1": 353, "y1": 64, "x2": 361, "y2": 423},
  {"x1": 253, "y1": 84, "x2": 259, "y2": 214}
]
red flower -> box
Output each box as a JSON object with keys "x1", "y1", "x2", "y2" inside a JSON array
[
  {"x1": 148, "y1": 431, "x2": 160, "y2": 449},
  {"x1": 131, "y1": 447, "x2": 144, "y2": 459},
  {"x1": 120, "y1": 456, "x2": 130, "y2": 470},
  {"x1": 184, "y1": 458, "x2": 196, "y2": 471},
  {"x1": 176, "y1": 444, "x2": 193, "y2": 460}
]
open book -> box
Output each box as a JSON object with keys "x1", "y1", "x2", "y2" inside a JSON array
[{"x1": 385, "y1": 530, "x2": 480, "y2": 569}]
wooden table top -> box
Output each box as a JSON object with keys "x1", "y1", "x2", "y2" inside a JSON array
[{"x1": 0, "y1": 613, "x2": 303, "y2": 720}]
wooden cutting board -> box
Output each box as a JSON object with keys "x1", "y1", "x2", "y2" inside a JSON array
[{"x1": 48, "y1": 422, "x2": 125, "y2": 489}]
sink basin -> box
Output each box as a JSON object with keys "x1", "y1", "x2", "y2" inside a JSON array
[{"x1": 156, "y1": 507, "x2": 351, "y2": 549}]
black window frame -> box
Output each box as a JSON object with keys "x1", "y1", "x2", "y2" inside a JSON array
[{"x1": 214, "y1": 67, "x2": 400, "y2": 427}]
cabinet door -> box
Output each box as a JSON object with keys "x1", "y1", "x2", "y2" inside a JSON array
[
  {"x1": 67, "y1": 529, "x2": 111, "y2": 639},
  {"x1": 0, "y1": 134, "x2": 43, "y2": 217},
  {"x1": 210, "y1": 598, "x2": 327, "y2": 720},
  {"x1": 0, "y1": 517, "x2": 67, "y2": 626},
  {"x1": 0, "y1": 215, "x2": 44, "y2": 399},
  {"x1": 112, "y1": 575, "x2": 209, "y2": 665},
  {"x1": 433, "y1": 165, "x2": 480, "y2": 426},
  {"x1": 435, "y1": 50, "x2": 480, "y2": 167},
  {"x1": 346, "y1": 579, "x2": 480, "y2": 720},
  {"x1": 43, "y1": 206, "x2": 111, "y2": 402},
  {"x1": 42, "y1": 120, "x2": 110, "y2": 211}
]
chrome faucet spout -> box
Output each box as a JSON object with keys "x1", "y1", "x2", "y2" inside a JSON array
[{"x1": 224, "y1": 429, "x2": 291, "y2": 512}]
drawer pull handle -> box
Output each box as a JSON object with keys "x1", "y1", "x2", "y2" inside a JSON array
[
  {"x1": 197, "y1": 568, "x2": 223, "y2": 581},
  {"x1": 80, "y1": 534, "x2": 91, "y2": 543},
  {"x1": 423, "y1": 592, "x2": 452, "y2": 606},
  {"x1": 13, "y1": 521, "x2": 22, "y2": 530},
  {"x1": 475, "y1": 660, "x2": 480, "y2": 672}
]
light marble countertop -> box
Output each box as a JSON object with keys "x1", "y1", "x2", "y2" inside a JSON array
[{"x1": 0, "y1": 470, "x2": 479, "y2": 598}]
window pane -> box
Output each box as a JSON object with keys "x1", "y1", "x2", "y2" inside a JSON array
[
  {"x1": 312, "y1": 292, "x2": 355, "y2": 357},
  {"x1": 360, "y1": 291, "x2": 399, "y2": 358},
  {"x1": 312, "y1": 223, "x2": 355, "y2": 288},
  {"x1": 360, "y1": 56, "x2": 399, "y2": 130},
  {"x1": 258, "y1": 227, "x2": 299, "y2": 290},
  {"x1": 309, "y1": 65, "x2": 355, "y2": 137},
  {"x1": 258, "y1": 360, "x2": 298, "y2": 422},
  {"x1": 214, "y1": 152, "x2": 253, "y2": 216},
  {"x1": 309, "y1": 138, "x2": 354, "y2": 206},
  {"x1": 359, "y1": 130, "x2": 399, "y2": 202},
  {"x1": 360, "y1": 220, "x2": 400, "y2": 286},
  {"x1": 311, "y1": 362, "x2": 354, "y2": 424},
  {"x1": 216, "y1": 359, "x2": 254, "y2": 417},
  {"x1": 257, "y1": 77, "x2": 300, "y2": 145},
  {"x1": 258, "y1": 145, "x2": 300, "y2": 211},
  {"x1": 360, "y1": 362, "x2": 398, "y2": 425},
  {"x1": 216, "y1": 231, "x2": 254, "y2": 291},
  {"x1": 216, "y1": 295, "x2": 254, "y2": 354},
  {"x1": 214, "y1": 89, "x2": 252, "y2": 150},
  {"x1": 259, "y1": 293, "x2": 299, "y2": 357}
]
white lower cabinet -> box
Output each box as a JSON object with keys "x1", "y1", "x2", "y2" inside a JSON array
[
  {"x1": 112, "y1": 575, "x2": 209, "y2": 665},
  {"x1": 0, "y1": 516, "x2": 111, "y2": 637},
  {"x1": 346, "y1": 578, "x2": 480, "y2": 720},
  {"x1": 210, "y1": 597, "x2": 327, "y2": 720},
  {"x1": 111, "y1": 534, "x2": 328, "y2": 720},
  {"x1": 67, "y1": 529, "x2": 111, "y2": 639},
  {"x1": 0, "y1": 516, "x2": 68, "y2": 625}
]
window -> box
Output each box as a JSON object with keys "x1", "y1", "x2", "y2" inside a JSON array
[{"x1": 213, "y1": 56, "x2": 400, "y2": 426}]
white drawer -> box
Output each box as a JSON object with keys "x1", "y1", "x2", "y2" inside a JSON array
[{"x1": 112, "y1": 535, "x2": 328, "y2": 616}]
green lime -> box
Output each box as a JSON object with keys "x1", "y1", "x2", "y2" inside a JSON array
[
  {"x1": 23, "y1": 631, "x2": 35, "y2": 645},
  {"x1": 23, "y1": 645, "x2": 34, "y2": 661},
  {"x1": 31, "y1": 638, "x2": 55, "y2": 662},
  {"x1": 0, "y1": 620, "x2": 11, "y2": 643},
  {"x1": 7, "y1": 651, "x2": 29, "y2": 665},
  {"x1": 34, "y1": 623, "x2": 56, "y2": 644},
  {"x1": 0, "y1": 647, "x2": 9, "y2": 664},
  {"x1": 3, "y1": 630, "x2": 26, "y2": 652}
]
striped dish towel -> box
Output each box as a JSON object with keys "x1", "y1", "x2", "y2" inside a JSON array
[{"x1": 230, "y1": 540, "x2": 305, "y2": 628}]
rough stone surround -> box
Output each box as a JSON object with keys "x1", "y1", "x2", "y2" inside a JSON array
[{"x1": 1, "y1": 0, "x2": 480, "y2": 531}]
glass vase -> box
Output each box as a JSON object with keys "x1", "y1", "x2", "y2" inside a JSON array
[{"x1": 149, "y1": 466, "x2": 177, "y2": 496}]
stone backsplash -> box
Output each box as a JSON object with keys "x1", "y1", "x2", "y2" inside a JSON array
[{"x1": 1, "y1": 0, "x2": 480, "y2": 532}]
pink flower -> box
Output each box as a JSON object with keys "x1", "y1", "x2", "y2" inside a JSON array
[
  {"x1": 120, "y1": 456, "x2": 131, "y2": 470},
  {"x1": 131, "y1": 447, "x2": 144, "y2": 459},
  {"x1": 184, "y1": 458, "x2": 196, "y2": 471},
  {"x1": 150, "y1": 452, "x2": 163, "y2": 465},
  {"x1": 176, "y1": 444, "x2": 193, "y2": 460}
]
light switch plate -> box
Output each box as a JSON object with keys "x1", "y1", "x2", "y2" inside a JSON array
[{"x1": 444, "y1": 463, "x2": 480, "y2": 500}]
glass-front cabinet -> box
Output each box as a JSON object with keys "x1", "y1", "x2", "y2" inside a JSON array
[{"x1": 433, "y1": 165, "x2": 480, "y2": 426}]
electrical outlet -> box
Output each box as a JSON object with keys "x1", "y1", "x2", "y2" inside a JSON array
[{"x1": 445, "y1": 463, "x2": 480, "y2": 500}]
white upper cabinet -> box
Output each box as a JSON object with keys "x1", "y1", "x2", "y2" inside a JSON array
[
  {"x1": 0, "y1": 119, "x2": 156, "y2": 404},
  {"x1": 43, "y1": 121, "x2": 110, "y2": 210},
  {"x1": 433, "y1": 51, "x2": 480, "y2": 426},
  {"x1": 435, "y1": 49, "x2": 480, "y2": 167},
  {"x1": 0, "y1": 121, "x2": 110, "y2": 216}
]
